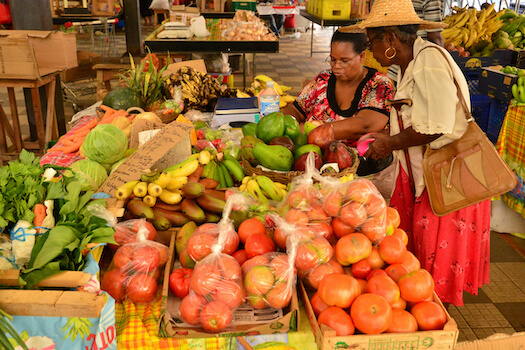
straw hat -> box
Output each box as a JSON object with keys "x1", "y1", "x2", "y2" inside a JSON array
[{"x1": 340, "y1": 0, "x2": 447, "y2": 33}]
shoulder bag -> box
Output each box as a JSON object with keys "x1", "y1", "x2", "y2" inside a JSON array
[{"x1": 420, "y1": 47, "x2": 517, "y2": 216}]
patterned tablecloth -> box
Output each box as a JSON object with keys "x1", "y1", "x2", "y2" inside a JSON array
[{"x1": 496, "y1": 104, "x2": 525, "y2": 218}]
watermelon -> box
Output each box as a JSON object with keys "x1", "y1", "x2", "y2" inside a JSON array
[{"x1": 102, "y1": 87, "x2": 143, "y2": 110}]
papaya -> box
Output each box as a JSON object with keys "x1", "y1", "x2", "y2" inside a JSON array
[
  {"x1": 291, "y1": 131, "x2": 307, "y2": 149},
  {"x1": 256, "y1": 111, "x2": 285, "y2": 144},
  {"x1": 283, "y1": 114, "x2": 300, "y2": 140},
  {"x1": 242, "y1": 122, "x2": 258, "y2": 137},
  {"x1": 241, "y1": 136, "x2": 264, "y2": 166},
  {"x1": 252, "y1": 143, "x2": 294, "y2": 171}
]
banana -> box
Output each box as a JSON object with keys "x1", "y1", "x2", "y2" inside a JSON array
[
  {"x1": 116, "y1": 180, "x2": 139, "y2": 200},
  {"x1": 153, "y1": 172, "x2": 171, "y2": 188},
  {"x1": 279, "y1": 98, "x2": 287, "y2": 108},
  {"x1": 281, "y1": 94, "x2": 296, "y2": 103},
  {"x1": 239, "y1": 183, "x2": 247, "y2": 191},
  {"x1": 163, "y1": 155, "x2": 199, "y2": 172},
  {"x1": 464, "y1": 30, "x2": 478, "y2": 48},
  {"x1": 254, "y1": 74, "x2": 285, "y2": 95},
  {"x1": 166, "y1": 176, "x2": 189, "y2": 191},
  {"x1": 451, "y1": 11, "x2": 469, "y2": 28},
  {"x1": 247, "y1": 179, "x2": 268, "y2": 203},
  {"x1": 159, "y1": 189, "x2": 183, "y2": 205},
  {"x1": 148, "y1": 182, "x2": 163, "y2": 197},
  {"x1": 133, "y1": 181, "x2": 148, "y2": 197},
  {"x1": 477, "y1": 8, "x2": 487, "y2": 27},
  {"x1": 236, "y1": 90, "x2": 251, "y2": 98},
  {"x1": 166, "y1": 159, "x2": 199, "y2": 178},
  {"x1": 274, "y1": 182, "x2": 287, "y2": 190},
  {"x1": 280, "y1": 85, "x2": 292, "y2": 92},
  {"x1": 241, "y1": 176, "x2": 250, "y2": 185},
  {"x1": 222, "y1": 155, "x2": 244, "y2": 182},
  {"x1": 141, "y1": 170, "x2": 159, "y2": 183},
  {"x1": 467, "y1": 8, "x2": 477, "y2": 27},
  {"x1": 143, "y1": 195, "x2": 157, "y2": 207},
  {"x1": 218, "y1": 162, "x2": 234, "y2": 188},
  {"x1": 255, "y1": 175, "x2": 283, "y2": 202},
  {"x1": 198, "y1": 150, "x2": 212, "y2": 165}
]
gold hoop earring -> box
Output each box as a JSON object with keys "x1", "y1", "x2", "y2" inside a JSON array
[{"x1": 385, "y1": 47, "x2": 397, "y2": 60}]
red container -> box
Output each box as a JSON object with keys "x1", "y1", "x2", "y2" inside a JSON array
[
  {"x1": 0, "y1": 0, "x2": 11, "y2": 25},
  {"x1": 284, "y1": 14, "x2": 296, "y2": 29}
]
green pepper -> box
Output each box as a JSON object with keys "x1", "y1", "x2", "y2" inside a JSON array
[
  {"x1": 283, "y1": 114, "x2": 300, "y2": 140},
  {"x1": 241, "y1": 122, "x2": 257, "y2": 137},
  {"x1": 255, "y1": 111, "x2": 285, "y2": 144}
]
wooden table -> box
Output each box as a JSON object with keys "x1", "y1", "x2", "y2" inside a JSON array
[
  {"x1": 0, "y1": 72, "x2": 62, "y2": 163},
  {"x1": 299, "y1": 10, "x2": 357, "y2": 57}
]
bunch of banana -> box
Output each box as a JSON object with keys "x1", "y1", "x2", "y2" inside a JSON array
[
  {"x1": 164, "y1": 66, "x2": 234, "y2": 111},
  {"x1": 239, "y1": 175, "x2": 287, "y2": 203},
  {"x1": 203, "y1": 153, "x2": 245, "y2": 189},
  {"x1": 251, "y1": 75, "x2": 296, "y2": 108},
  {"x1": 442, "y1": 4, "x2": 506, "y2": 49}
]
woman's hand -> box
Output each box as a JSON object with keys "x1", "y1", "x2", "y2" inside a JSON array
[
  {"x1": 307, "y1": 123, "x2": 335, "y2": 150},
  {"x1": 364, "y1": 133, "x2": 393, "y2": 160}
]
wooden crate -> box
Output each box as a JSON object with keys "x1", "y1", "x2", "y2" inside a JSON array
[
  {"x1": 91, "y1": 0, "x2": 116, "y2": 16},
  {"x1": 300, "y1": 281, "x2": 459, "y2": 350}
]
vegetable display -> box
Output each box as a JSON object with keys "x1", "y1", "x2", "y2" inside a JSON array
[{"x1": 82, "y1": 124, "x2": 128, "y2": 165}]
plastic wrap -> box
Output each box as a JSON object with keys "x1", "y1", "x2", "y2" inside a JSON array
[
  {"x1": 100, "y1": 227, "x2": 169, "y2": 304},
  {"x1": 195, "y1": 127, "x2": 243, "y2": 159},
  {"x1": 0, "y1": 235, "x2": 16, "y2": 270}
]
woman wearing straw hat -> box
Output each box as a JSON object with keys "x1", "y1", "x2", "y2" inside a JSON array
[{"x1": 342, "y1": 0, "x2": 491, "y2": 306}]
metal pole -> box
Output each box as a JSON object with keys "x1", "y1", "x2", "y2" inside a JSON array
[{"x1": 123, "y1": 0, "x2": 144, "y2": 56}]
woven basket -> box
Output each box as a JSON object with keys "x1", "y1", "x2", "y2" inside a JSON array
[{"x1": 242, "y1": 149, "x2": 360, "y2": 185}]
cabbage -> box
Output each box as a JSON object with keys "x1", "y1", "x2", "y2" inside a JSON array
[
  {"x1": 83, "y1": 124, "x2": 128, "y2": 164},
  {"x1": 70, "y1": 159, "x2": 109, "y2": 191}
]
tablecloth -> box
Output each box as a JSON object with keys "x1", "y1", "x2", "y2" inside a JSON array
[
  {"x1": 256, "y1": 5, "x2": 299, "y2": 16},
  {"x1": 496, "y1": 104, "x2": 525, "y2": 218}
]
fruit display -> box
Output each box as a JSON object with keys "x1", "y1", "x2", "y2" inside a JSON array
[
  {"x1": 236, "y1": 74, "x2": 297, "y2": 109},
  {"x1": 218, "y1": 10, "x2": 277, "y2": 41},
  {"x1": 238, "y1": 175, "x2": 288, "y2": 203}
]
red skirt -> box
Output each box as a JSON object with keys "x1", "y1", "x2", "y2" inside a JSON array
[{"x1": 389, "y1": 168, "x2": 491, "y2": 306}]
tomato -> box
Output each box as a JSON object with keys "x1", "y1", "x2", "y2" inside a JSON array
[
  {"x1": 365, "y1": 246, "x2": 385, "y2": 270},
  {"x1": 364, "y1": 193, "x2": 387, "y2": 218},
  {"x1": 345, "y1": 180, "x2": 373, "y2": 204},
  {"x1": 179, "y1": 293, "x2": 207, "y2": 325},
  {"x1": 285, "y1": 208, "x2": 309, "y2": 226},
  {"x1": 400, "y1": 251, "x2": 421, "y2": 272},
  {"x1": 379, "y1": 235, "x2": 407, "y2": 265},
  {"x1": 191, "y1": 263, "x2": 221, "y2": 296},
  {"x1": 324, "y1": 189, "x2": 344, "y2": 217},
  {"x1": 335, "y1": 233, "x2": 372, "y2": 266},
  {"x1": 125, "y1": 273, "x2": 158, "y2": 303},
  {"x1": 245, "y1": 233, "x2": 275, "y2": 259},
  {"x1": 211, "y1": 280, "x2": 244, "y2": 309},
  {"x1": 355, "y1": 278, "x2": 368, "y2": 294},
  {"x1": 307, "y1": 204, "x2": 330, "y2": 223},
  {"x1": 318, "y1": 273, "x2": 361, "y2": 308},
  {"x1": 245, "y1": 266, "x2": 275, "y2": 295},
  {"x1": 365, "y1": 274, "x2": 400, "y2": 305},
  {"x1": 266, "y1": 282, "x2": 292, "y2": 309},
  {"x1": 318, "y1": 306, "x2": 355, "y2": 336},
  {"x1": 332, "y1": 217, "x2": 355, "y2": 239},
  {"x1": 351, "y1": 259, "x2": 372, "y2": 279},
  {"x1": 385, "y1": 207, "x2": 401, "y2": 235},
  {"x1": 113, "y1": 245, "x2": 133, "y2": 269},
  {"x1": 200, "y1": 301, "x2": 233, "y2": 332},
  {"x1": 398, "y1": 269, "x2": 435, "y2": 303},
  {"x1": 350, "y1": 293, "x2": 393, "y2": 334},
  {"x1": 131, "y1": 219, "x2": 157, "y2": 241},
  {"x1": 311, "y1": 237, "x2": 334, "y2": 264},
  {"x1": 360, "y1": 216, "x2": 387, "y2": 243},
  {"x1": 410, "y1": 301, "x2": 447, "y2": 331},
  {"x1": 113, "y1": 226, "x2": 134, "y2": 246},
  {"x1": 241, "y1": 255, "x2": 270, "y2": 276},
  {"x1": 392, "y1": 228, "x2": 409, "y2": 246},
  {"x1": 386, "y1": 309, "x2": 418, "y2": 333},
  {"x1": 131, "y1": 245, "x2": 160, "y2": 273},
  {"x1": 270, "y1": 254, "x2": 295, "y2": 282},
  {"x1": 101, "y1": 269, "x2": 128, "y2": 301},
  {"x1": 366, "y1": 268, "x2": 388, "y2": 281},
  {"x1": 340, "y1": 201, "x2": 368, "y2": 228},
  {"x1": 232, "y1": 249, "x2": 248, "y2": 267},
  {"x1": 187, "y1": 233, "x2": 215, "y2": 261},
  {"x1": 309, "y1": 222, "x2": 334, "y2": 241},
  {"x1": 273, "y1": 227, "x2": 288, "y2": 250},
  {"x1": 384, "y1": 263, "x2": 410, "y2": 283},
  {"x1": 310, "y1": 292, "x2": 329, "y2": 317},
  {"x1": 169, "y1": 268, "x2": 193, "y2": 299},
  {"x1": 155, "y1": 243, "x2": 169, "y2": 267},
  {"x1": 247, "y1": 293, "x2": 267, "y2": 309},
  {"x1": 238, "y1": 218, "x2": 266, "y2": 244},
  {"x1": 307, "y1": 260, "x2": 344, "y2": 289},
  {"x1": 217, "y1": 254, "x2": 241, "y2": 280},
  {"x1": 391, "y1": 297, "x2": 407, "y2": 310}
]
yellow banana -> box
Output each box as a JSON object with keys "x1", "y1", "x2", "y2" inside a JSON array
[
  {"x1": 279, "y1": 98, "x2": 287, "y2": 108},
  {"x1": 148, "y1": 182, "x2": 163, "y2": 197},
  {"x1": 254, "y1": 74, "x2": 285, "y2": 95},
  {"x1": 281, "y1": 94, "x2": 296, "y2": 103},
  {"x1": 153, "y1": 172, "x2": 171, "y2": 188},
  {"x1": 241, "y1": 176, "x2": 251, "y2": 185},
  {"x1": 451, "y1": 11, "x2": 469, "y2": 28},
  {"x1": 464, "y1": 30, "x2": 478, "y2": 48},
  {"x1": 198, "y1": 150, "x2": 212, "y2": 165},
  {"x1": 143, "y1": 195, "x2": 157, "y2": 207},
  {"x1": 236, "y1": 90, "x2": 251, "y2": 98},
  {"x1": 274, "y1": 182, "x2": 287, "y2": 190},
  {"x1": 477, "y1": 8, "x2": 487, "y2": 27},
  {"x1": 255, "y1": 175, "x2": 283, "y2": 202},
  {"x1": 467, "y1": 8, "x2": 477, "y2": 27},
  {"x1": 133, "y1": 181, "x2": 148, "y2": 198},
  {"x1": 116, "y1": 180, "x2": 139, "y2": 200},
  {"x1": 280, "y1": 84, "x2": 292, "y2": 92},
  {"x1": 159, "y1": 189, "x2": 183, "y2": 205},
  {"x1": 166, "y1": 159, "x2": 199, "y2": 178},
  {"x1": 247, "y1": 179, "x2": 268, "y2": 203},
  {"x1": 166, "y1": 176, "x2": 189, "y2": 191}
]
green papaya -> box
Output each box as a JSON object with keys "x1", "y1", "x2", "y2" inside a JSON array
[
  {"x1": 242, "y1": 122, "x2": 257, "y2": 137},
  {"x1": 241, "y1": 136, "x2": 264, "y2": 166},
  {"x1": 283, "y1": 114, "x2": 300, "y2": 140},
  {"x1": 292, "y1": 131, "x2": 307, "y2": 149},
  {"x1": 252, "y1": 143, "x2": 294, "y2": 171},
  {"x1": 256, "y1": 111, "x2": 285, "y2": 144},
  {"x1": 295, "y1": 144, "x2": 323, "y2": 161}
]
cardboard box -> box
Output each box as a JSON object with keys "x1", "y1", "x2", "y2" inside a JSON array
[
  {"x1": 62, "y1": 50, "x2": 101, "y2": 83},
  {"x1": 170, "y1": 10, "x2": 201, "y2": 25},
  {"x1": 97, "y1": 121, "x2": 193, "y2": 197},
  {"x1": 300, "y1": 281, "x2": 459, "y2": 350},
  {"x1": 455, "y1": 332, "x2": 525, "y2": 350},
  {"x1": 450, "y1": 50, "x2": 514, "y2": 76},
  {"x1": 0, "y1": 30, "x2": 77, "y2": 80},
  {"x1": 477, "y1": 67, "x2": 518, "y2": 102},
  {"x1": 157, "y1": 230, "x2": 299, "y2": 338}
]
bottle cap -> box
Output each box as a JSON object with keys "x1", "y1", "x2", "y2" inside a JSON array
[{"x1": 267, "y1": 81, "x2": 274, "y2": 87}]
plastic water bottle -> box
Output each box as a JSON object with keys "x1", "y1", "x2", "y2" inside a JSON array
[{"x1": 259, "y1": 81, "x2": 280, "y2": 117}]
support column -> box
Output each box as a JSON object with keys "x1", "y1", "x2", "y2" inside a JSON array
[{"x1": 124, "y1": 0, "x2": 144, "y2": 56}]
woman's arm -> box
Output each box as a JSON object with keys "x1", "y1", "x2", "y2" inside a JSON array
[
  {"x1": 281, "y1": 103, "x2": 305, "y2": 122},
  {"x1": 331, "y1": 109, "x2": 389, "y2": 140},
  {"x1": 364, "y1": 127, "x2": 441, "y2": 160}
]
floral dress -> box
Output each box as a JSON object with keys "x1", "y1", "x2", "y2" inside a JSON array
[{"x1": 293, "y1": 68, "x2": 395, "y2": 130}]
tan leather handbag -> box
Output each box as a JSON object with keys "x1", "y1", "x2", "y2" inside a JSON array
[{"x1": 421, "y1": 48, "x2": 517, "y2": 216}]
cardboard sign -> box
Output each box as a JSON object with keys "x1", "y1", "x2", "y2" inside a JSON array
[
  {"x1": 129, "y1": 119, "x2": 165, "y2": 149},
  {"x1": 97, "y1": 121, "x2": 193, "y2": 196}
]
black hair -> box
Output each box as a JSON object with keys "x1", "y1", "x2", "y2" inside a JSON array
[
  {"x1": 331, "y1": 30, "x2": 368, "y2": 54},
  {"x1": 368, "y1": 25, "x2": 419, "y2": 47}
]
